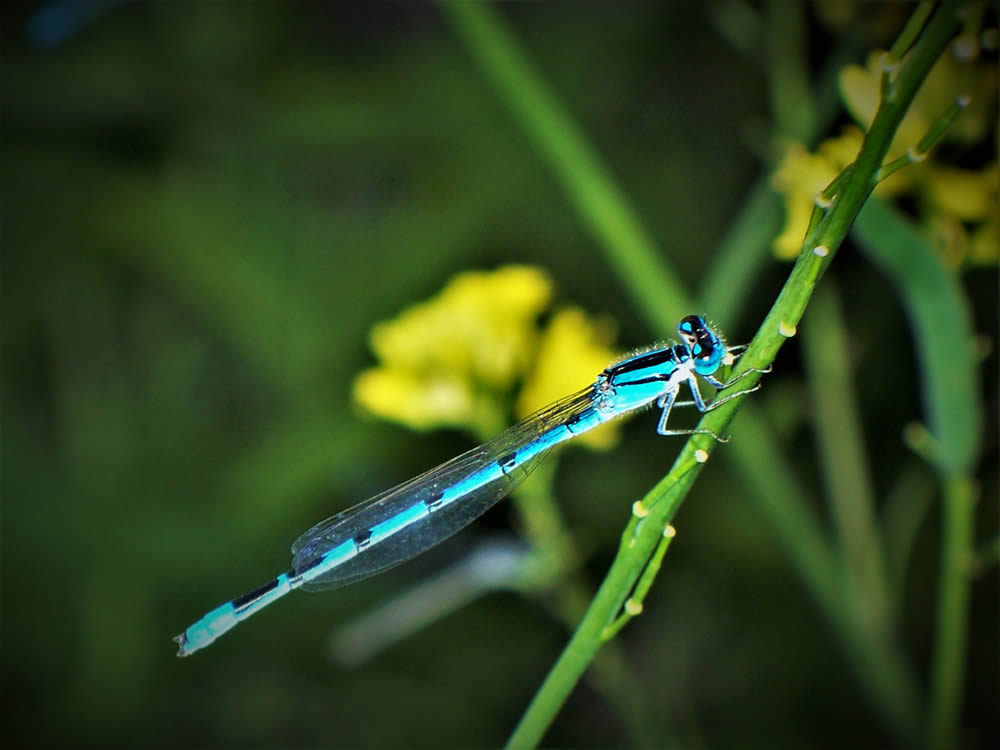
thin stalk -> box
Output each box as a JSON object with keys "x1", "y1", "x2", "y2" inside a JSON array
[
  {"x1": 801, "y1": 282, "x2": 891, "y2": 632},
  {"x1": 767, "y1": 0, "x2": 812, "y2": 139},
  {"x1": 438, "y1": 0, "x2": 690, "y2": 334},
  {"x1": 927, "y1": 475, "x2": 976, "y2": 750},
  {"x1": 507, "y1": 4, "x2": 964, "y2": 746},
  {"x1": 854, "y1": 196, "x2": 982, "y2": 750}
]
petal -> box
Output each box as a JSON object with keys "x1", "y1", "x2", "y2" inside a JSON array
[
  {"x1": 517, "y1": 308, "x2": 621, "y2": 450},
  {"x1": 924, "y1": 165, "x2": 998, "y2": 221},
  {"x1": 353, "y1": 367, "x2": 479, "y2": 431}
]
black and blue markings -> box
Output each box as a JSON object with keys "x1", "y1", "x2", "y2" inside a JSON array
[{"x1": 175, "y1": 315, "x2": 764, "y2": 656}]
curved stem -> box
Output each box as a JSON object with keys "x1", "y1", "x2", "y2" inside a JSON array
[{"x1": 506, "y1": 4, "x2": 965, "y2": 747}]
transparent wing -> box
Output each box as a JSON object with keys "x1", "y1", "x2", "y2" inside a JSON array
[{"x1": 291, "y1": 385, "x2": 598, "y2": 591}]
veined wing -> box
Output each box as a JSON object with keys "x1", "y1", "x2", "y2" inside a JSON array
[{"x1": 291, "y1": 384, "x2": 599, "y2": 591}]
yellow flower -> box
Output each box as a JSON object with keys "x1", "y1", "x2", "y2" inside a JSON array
[
  {"x1": 516, "y1": 308, "x2": 621, "y2": 450},
  {"x1": 772, "y1": 43, "x2": 996, "y2": 266},
  {"x1": 840, "y1": 53, "x2": 925, "y2": 161},
  {"x1": 354, "y1": 265, "x2": 553, "y2": 435},
  {"x1": 353, "y1": 368, "x2": 482, "y2": 433},
  {"x1": 353, "y1": 267, "x2": 624, "y2": 452},
  {"x1": 968, "y1": 217, "x2": 998, "y2": 266},
  {"x1": 839, "y1": 48, "x2": 997, "y2": 267},
  {"x1": 839, "y1": 49, "x2": 997, "y2": 157},
  {"x1": 369, "y1": 265, "x2": 553, "y2": 389},
  {"x1": 923, "y1": 164, "x2": 998, "y2": 222},
  {"x1": 771, "y1": 141, "x2": 838, "y2": 259}
]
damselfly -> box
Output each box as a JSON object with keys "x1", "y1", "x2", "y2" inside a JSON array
[{"x1": 175, "y1": 315, "x2": 763, "y2": 656}]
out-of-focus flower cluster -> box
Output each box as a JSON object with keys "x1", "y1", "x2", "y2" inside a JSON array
[
  {"x1": 773, "y1": 31, "x2": 997, "y2": 266},
  {"x1": 353, "y1": 265, "x2": 621, "y2": 449}
]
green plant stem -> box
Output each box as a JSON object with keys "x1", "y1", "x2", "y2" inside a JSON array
[
  {"x1": 439, "y1": 0, "x2": 841, "y2": 631},
  {"x1": 503, "y1": 431, "x2": 663, "y2": 747},
  {"x1": 798, "y1": 284, "x2": 924, "y2": 735},
  {"x1": 801, "y1": 282, "x2": 891, "y2": 629},
  {"x1": 797, "y1": 6, "x2": 964, "y2": 266},
  {"x1": 514, "y1": 468, "x2": 665, "y2": 749},
  {"x1": 506, "y1": 5, "x2": 965, "y2": 746},
  {"x1": 853, "y1": 198, "x2": 982, "y2": 475},
  {"x1": 700, "y1": 32, "x2": 864, "y2": 326},
  {"x1": 767, "y1": 0, "x2": 812, "y2": 139},
  {"x1": 889, "y1": 1, "x2": 936, "y2": 61},
  {"x1": 438, "y1": 0, "x2": 689, "y2": 334},
  {"x1": 882, "y1": 460, "x2": 936, "y2": 611},
  {"x1": 508, "y1": 450, "x2": 713, "y2": 749},
  {"x1": 437, "y1": 7, "x2": 836, "y2": 670},
  {"x1": 441, "y1": 1, "x2": 966, "y2": 745},
  {"x1": 853, "y1": 195, "x2": 982, "y2": 750},
  {"x1": 927, "y1": 475, "x2": 976, "y2": 750}
]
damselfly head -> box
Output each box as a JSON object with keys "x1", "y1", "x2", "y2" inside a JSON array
[{"x1": 678, "y1": 315, "x2": 726, "y2": 375}]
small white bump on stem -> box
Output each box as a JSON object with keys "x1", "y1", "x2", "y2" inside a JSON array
[{"x1": 879, "y1": 51, "x2": 900, "y2": 73}]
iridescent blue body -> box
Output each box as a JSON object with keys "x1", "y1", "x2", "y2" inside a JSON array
[{"x1": 175, "y1": 315, "x2": 758, "y2": 656}]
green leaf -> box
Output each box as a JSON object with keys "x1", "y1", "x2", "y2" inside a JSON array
[{"x1": 852, "y1": 197, "x2": 982, "y2": 475}]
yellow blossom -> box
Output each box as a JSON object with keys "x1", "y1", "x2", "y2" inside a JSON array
[
  {"x1": 354, "y1": 265, "x2": 553, "y2": 434},
  {"x1": 353, "y1": 267, "x2": 625, "y2": 453},
  {"x1": 839, "y1": 49, "x2": 997, "y2": 158},
  {"x1": 968, "y1": 218, "x2": 998, "y2": 266},
  {"x1": 369, "y1": 265, "x2": 553, "y2": 390},
  {"x1": 923, "y1": 164, "x2": 998, "y2": 222},
  {"x1": 771, "y1": 142, "x2": 838, "y2": 259},
  {"x1": 839, "y1": 53, "x2": 925, "y2": 160},
  {"x1": 835, "y1": 46, "x2": 997, "y2": 265},
  {"x1": 773, "y1": 41, "x2": 996, "y2": 266},
  {"x1": 516, "y1": 308, "x2": 621, "y2": 450},
  {"x1": 353, "y1": 368, "x2": 481, "y2": 432}
]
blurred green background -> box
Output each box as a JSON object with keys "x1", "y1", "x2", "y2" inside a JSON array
[{"x1": 2, "y1": 2, "x2": 996, "y2": 748}]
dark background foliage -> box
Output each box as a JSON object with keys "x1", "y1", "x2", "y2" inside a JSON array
[{"x1": 2, "y1": 2, "x2": 996, "y2": 747}]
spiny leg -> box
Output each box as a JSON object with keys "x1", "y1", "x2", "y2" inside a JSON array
[
  {"x1": 695, "y1": 373, "x2": 763, "y2": 411},
  {"x1": 655, "y1": 386, "x2": 679, "y2": 433},
  {"x1": 722, "y1": 343, "x2": 773, "y2": 365},
  {"x1": 656, "y1": 384, "x2": 727, "y2": 441},
  {"x1": 714, "y1": 342, "x2": 772, "y2": 388},
  {"x1": 658, "y1": 374, "x2": 759, "y2": 442},
  {"x1": 703, "y1": 364, "x2": 771, "y2": 391},
  {"x1": 684, "y1": 374, "x2": 712, "y2": 411}
]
